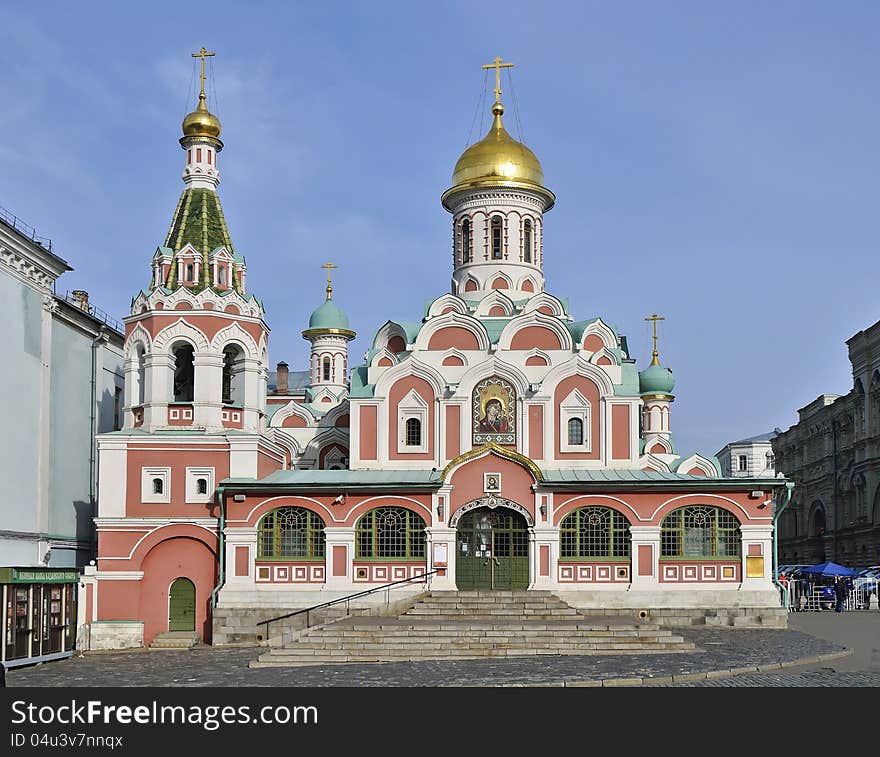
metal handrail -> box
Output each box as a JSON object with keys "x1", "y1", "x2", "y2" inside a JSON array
[{"x1": 257, "y1": 569, "x2": 439, "y2": 640}]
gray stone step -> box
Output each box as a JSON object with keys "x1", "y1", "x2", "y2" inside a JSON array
[
  {"x1": 149, "y1": 631, "x2": 200, "y2": 649},
  {"x1": 248, "y1": 590, "x2": 695, "y2": 667}
]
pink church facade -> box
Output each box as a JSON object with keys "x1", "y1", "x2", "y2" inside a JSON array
[{"x1": 82, "y1": 58, "x2": 787, "y2": 649}]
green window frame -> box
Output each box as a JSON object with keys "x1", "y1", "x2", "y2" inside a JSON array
[
  {"x1": 356, "y1": 507, "x2": 426, "y2": 560},
  {"x1": 660, "y1": 505, "x2": 741, "y2": 559},
  {"x1": 258, "y1": 507, "x2": 325, "y2": 560},
  {"x1": 559, "y1": 506, "x2": 631, "y2": 559}
]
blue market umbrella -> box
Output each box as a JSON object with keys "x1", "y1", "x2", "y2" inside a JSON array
[{"x1": 799, "y1": 561, "x2": 859, "y2": 577}]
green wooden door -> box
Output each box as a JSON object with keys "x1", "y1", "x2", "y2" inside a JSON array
[
  {"x1": 168, "y1": 578, "x2": 195, "y2": 632},
  {"x1": 456, "y1": 508, "x2": 529, "y2": 590}
]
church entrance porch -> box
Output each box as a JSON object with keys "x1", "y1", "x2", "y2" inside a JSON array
[{"x1": 455, "y1": 507, "x2": 529, "y2": 590}]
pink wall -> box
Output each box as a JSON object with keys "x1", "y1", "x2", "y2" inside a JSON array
[
  {"x1": 554, "y1": 376, "x2": 601, "y2": 460},
  {"x1": 388, "y1": 376, "x2": 435, "y2": 461},
  {"x1": 235, "y1": 546, "x2": 249, "y2": 577},
  {"x1": 138, "y1": 536, "x2": 217, "y2": 645},
  {"x1": 359, "y1": 406, "x2": 378, "y2": 460},
  {"x1": 446, "y1": 405, "x2": 460, "y2": 460},
  {"x1": 611, "y1": 405, "x2": 630, "y2": 460},
  {"x1": 528, "y1": 405, "x2": 543, "y2": 460},
  {"x1": 125, "y1": 446, "x2": 230, "y2": 517},
  {"x1": 448, "y1": 453, "x2": 535, "y2": 518},
  {"x1": 638, "y1": 544, "x2": 653, "y2": 576},
  {"x1": 128, "y1": 313, "x2": 266, "y2": 346},
  {"x1": 257, "y1": 447, "x2": 283, "y2": 478},
  {"x1": 510, "y1": 326, "x2": 562, "y2": 350},
  {"x1": 582, "y1": 334, "x2": 604, "y2": 352},
  {"x1": 333, "y1": 546, "x2": 347, "y2": 577},
  {"x1": 428, "y1": 327, "x2": 480, "y2": 351}
]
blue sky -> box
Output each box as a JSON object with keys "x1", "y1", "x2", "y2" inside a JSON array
[{"x1": 2, "y1": 1, "x2": 878, "y2": 459}]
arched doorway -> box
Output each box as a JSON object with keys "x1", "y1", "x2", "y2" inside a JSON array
[
  {"x1": 168, "y1": 577, "x2": 195, "y2": 632},
  {"x1": 456, "y1": 507, "x2": 529, "y2": 590}
]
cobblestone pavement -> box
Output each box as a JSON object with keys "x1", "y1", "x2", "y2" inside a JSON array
[{"x1": 7, "y1": 615, "x2": 880, "y2": 687}]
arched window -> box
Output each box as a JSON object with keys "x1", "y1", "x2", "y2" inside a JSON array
[
  {"x1": 258, "y1": 507, "x2": 326, "y2": 559},
  {"x1": 405, "y1": 417, "x2": 422, "y2": 447},
  {"x1": 185, "y1": 263, "x2": 194, "y2": 282},
  {"x1": 322, "y1": 356, "x2": 331, "y2": 382},
  {"x1": 222, "y1": 345, "x2": 243, "y2": 404},
  {"x1": 523, "y1": 219, "x2": 532, "y2": 263},
  {"x1": 560, "y1": 507, "x2": 631, "y2": 558},
  {"x1": 152, "y1": 478, "x2": 164, "y2": 495},
  {"x1": 567, "y1": 417, "x2": 584, "y2": 446},
  {"x1": 491, "y1": 216, "x2": 503, "y2": 260},
  {"x1": 196, "y1": 478, "x2": 208, "y2": 495},
  {"x1": 660, "y1": 505, "x2": 741, "y2": 558},
  {"x1": 461, "y1": 219, "x2": 471, "y2": 263},
  {"x1": 172, "y1": 343, "x2": 195, "y2": 402},
  {"x1": 356, "y1": 507, "x2": 426, "y2": 559},
  {"x1": 131, "y1": 345, "x2": 146, "y2": 407},
  {"x1": 218, "y1": 266, "x2": 227, "y2": 286}
]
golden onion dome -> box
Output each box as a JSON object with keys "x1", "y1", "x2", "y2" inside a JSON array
[
  {"x1": 443, "y1": 102, "x2": 553, "y2": 210},
  {"x1": 181, "y1": 93, "x2": 222, "y2": 140}
]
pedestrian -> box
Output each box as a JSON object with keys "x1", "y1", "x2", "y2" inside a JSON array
[{"x1": 834, "y1": 576, "x2": 849, "y2": 613}]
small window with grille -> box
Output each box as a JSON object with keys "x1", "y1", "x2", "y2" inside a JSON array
[
  {"x1": 405, "y1": 418, "x2": 421, "y2": 447},
  {"x1": 491, "y1": 216, "x2": 503, "y2": 259}
]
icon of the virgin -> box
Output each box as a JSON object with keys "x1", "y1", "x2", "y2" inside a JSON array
[{"x1": 478, "y1": 398, "x2": 509, "y2": 434}]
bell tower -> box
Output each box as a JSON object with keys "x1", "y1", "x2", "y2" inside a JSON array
[{"x1": 122, "y1": 49, "x2": 268, "y2": 433}]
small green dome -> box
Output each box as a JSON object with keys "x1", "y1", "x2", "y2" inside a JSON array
[
  {"x1": 308, "y1": 299, "x2": 350, "y2": 331},
  {"x1": 639, "y1": 362, "x2": 675, "y2": 395}
]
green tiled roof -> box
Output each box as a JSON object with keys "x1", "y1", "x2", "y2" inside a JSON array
[
  {"x1": 540, "y1": 468, "x2": 782, "y2": 487},
  {"x1": 222, "y1": 469, "x2": 442, "y2": 488},
  {"x1": 165, "y1": 188, "x2": 234, "y2": 257},
  {"x1": 219, "y1": 466, "x2": 784, "y2": 490},
  {"x1": 349, "y1": 366, "x2": 374, "y2": 398},
  {"x1": 162, "y1": 188, "x2": 241, "y2": 293}
]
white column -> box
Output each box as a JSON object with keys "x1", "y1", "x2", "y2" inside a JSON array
[
  {"x1": 223, "y1": 527, "x2": 258, "y2": 588},
  {"x1": 629, "y1": 526, "x2": 661, "y2": 589},
  {"x1": 324, "y1": 528, "x2": 356, "y2": 589},
  {"x1": 426, "y1": 526, "x2": 457, "y2": 590},
  {"x1": 739, "y1": 524, "x2": 776, "y2": 589},
  {"x1": 142, "y1": 353, "x2": 173, "y2": 429},
  {"x1": 37, "y1": 297, "x2": 55, "y2": 550},
  {"x1": 96, "y1": 437, "x2": 128, "y2": 518},
  {"x1": 193, "y1": 352, "x2": 224, "y2": 429},
  {"x1": 241, "y1": 357, "x2": 263, "y2": 431}
]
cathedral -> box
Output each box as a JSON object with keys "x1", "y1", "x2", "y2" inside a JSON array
[{"x1": 82, "y1": 53, "x2": 788, "y2": 649}]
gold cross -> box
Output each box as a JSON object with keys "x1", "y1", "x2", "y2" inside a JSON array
[
  {"x1": 192, "y1": 47, "x2": 216, "y2": 98},
  {"x1": 482, "y1": 56, "x2": 514, "y2": 104},
  {"x1": 321, "y1": 261, "x2": 338, "y2": 300},
  {"x1": 644, "y1": 313, "x2": 665, "y2": 366}
]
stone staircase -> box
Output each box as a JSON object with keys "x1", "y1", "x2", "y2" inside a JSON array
[
  {"x1": 149, "y1": 631, "x2": 200, "y2": 650},
  {"x1": 250, "y1": 590, "x2": 696, "y2": 667}
]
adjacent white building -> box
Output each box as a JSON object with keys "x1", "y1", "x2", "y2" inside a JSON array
[{"x1": 716, "y1": 430, "x2": 779, "y2": 479}]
